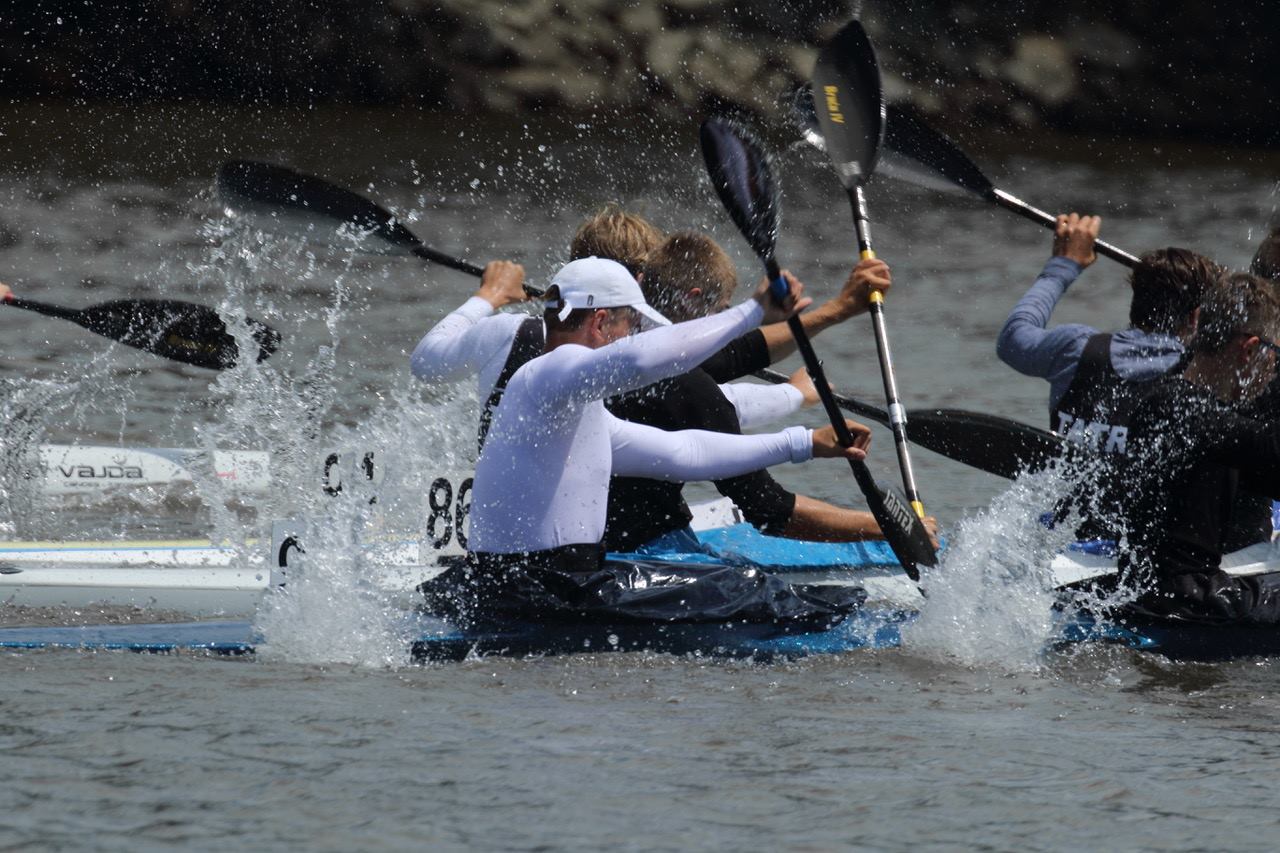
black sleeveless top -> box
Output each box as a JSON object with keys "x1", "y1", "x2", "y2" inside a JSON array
[
  {"x1": 1051, "y1": 333, "x2": 1147, "y2": 455},
  {"x1": 477, "y1": 317, "x2": 544, "y2": 453},
  {"x1": 1052, "y1": 333, "x2": 1163, "y2": 539}
]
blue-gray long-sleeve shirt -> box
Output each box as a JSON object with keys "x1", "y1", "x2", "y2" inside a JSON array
[{"x1": 996, "y1": 256, "x2": 1185, "y2": 412}]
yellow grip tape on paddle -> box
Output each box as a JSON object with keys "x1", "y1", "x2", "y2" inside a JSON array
[
  {"x1": 911, "y1": 500, "x2": 925, "y2": 518},
  {"x1": 862, "y1": 248, "x2": 883, "y2": 304}
]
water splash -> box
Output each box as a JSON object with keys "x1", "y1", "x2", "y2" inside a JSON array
[
  {"x1": 253, "y1": 494, "x2": 413, "y2": 668},
  {"x1": 183, "y1": 209, "x2": 485, "y2": 667},
  {"x1": 903, "y1": 462, "x2": 1096, "y2": 671}
]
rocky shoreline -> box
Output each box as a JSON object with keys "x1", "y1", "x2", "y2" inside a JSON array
[{"x1": 3, "y1": 1, "x2": 1277, "y2": 145}]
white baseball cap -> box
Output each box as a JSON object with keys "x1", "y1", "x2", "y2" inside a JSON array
[{"x1": 546, "y1": 256, "x2": 671, "y2": 329}]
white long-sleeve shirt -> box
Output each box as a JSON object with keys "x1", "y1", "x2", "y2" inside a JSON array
[
  {"x1": 469, "y1": 300, "x2": 813, "y2": 553},
  {"x1": 410, "y1": 296, "x2": 803, "y2": 425},
  {"x1": 409, "y1": 296, "x2": 529, "y2": 396}
]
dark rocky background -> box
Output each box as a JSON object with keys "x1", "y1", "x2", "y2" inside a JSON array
[{"x1": 2, "y1": 1, "x2": 1277, "y2": 146}]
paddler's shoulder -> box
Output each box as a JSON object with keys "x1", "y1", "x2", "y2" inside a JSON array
[
  {"x1": 1130, "y1": 374, "x2": 1217, "y2": 430},
  {"x1": 507, "y1": 340, "x2": 591, "y2": 384},
  {"x1": 1110, "y1": 328, "x2": 1185, "y2": 380}
]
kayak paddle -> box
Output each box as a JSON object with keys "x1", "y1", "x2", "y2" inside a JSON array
[
  {"x1": 786, "y1": 84, "x2": 1140, "y2": 268},
  {"x1": 700, "y1": 116, "x2": 936, "y2": 580},
  {"x1": 811, "y1": 19, "x2": 930, "y2": 524},
  {"x1": 753, "y1": 367, "x2": 1062, "y2": 480},
  {"x1": 217, "y1": 160, "x2": 554, "y2": 295},
  {"x1": 2, "y1": 292, "x2": 280, "y2": 370}
]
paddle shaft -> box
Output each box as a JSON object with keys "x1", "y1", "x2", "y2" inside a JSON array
[
  {"x1": 412, "y1": 246, "x2": 485, "y2": 277},
  {"x1": 754, "y1": 367, "x2": 885, "y2": 423},
  {"x1": 845, "y1": 185, "x2": 927, "y2": 519},
  {"x1": 989, "y1": 189, "x2": 1139, "y2": 268},
  {"x1": 765, "y1": 257, "x2": 924, "y2": 579},
  {"x1": 5, "y1": 297, "x2": 82, "y2": 325}
]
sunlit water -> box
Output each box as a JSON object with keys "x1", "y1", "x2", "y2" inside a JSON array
[{"x1": 3, "y1": 103, "x2": 1280, "y2": 849}]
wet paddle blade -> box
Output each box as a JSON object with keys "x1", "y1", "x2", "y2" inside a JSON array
[
  {"x1": 217, "y1": 160, "x2": 486, "y2": 276},
  {"x1": 217, "y1": 160, "x2": 423, "y2": 253},
  {"x1": 811, "y1": 19, "x2": 885, "y2": 190},
  {"x1": 908, "y1": 410, "x2": 1063, "y2": 480},
  {"x1": 882, "y1": 105, "x2": 995, "y2": 198},
  {"x1": 10, "y1": 297, "x2": 280, "y2": 370},
  {"x1": 699, "y1": 117, "x2": 781, "y2": 264},
  {"x1": 862, "y1": 480, "x2": 937, "y2": 579}
]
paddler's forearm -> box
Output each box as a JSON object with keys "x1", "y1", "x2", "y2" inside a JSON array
[
  {"x1": 610, "y1": 418, "x2": 811, "y2": 482},
  {"x1": 781, "y1": 495, "x2": 881, "y2": 542},
  {"x1": 759, "y1": 299, "x2": 850, "y2": 363},
  {"x1": 718, "y1": 382, "x2": 804, "y2": 429},
  {"x1": 995, "y1": 256, "x2": 1082, "y2": 374}
]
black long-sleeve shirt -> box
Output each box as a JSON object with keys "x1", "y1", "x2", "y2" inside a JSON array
[
  {"x1": 1122, "y1": 376, "x2": 1280, "y2": 580},
  {"x1": 602, "y1": 330, "x2": 796, "y2": 550}
]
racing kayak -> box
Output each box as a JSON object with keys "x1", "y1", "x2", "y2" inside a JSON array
[
  {"x1": 0, "y1": 538, "x2": 272, "y2": 613},
  {"x1": 2, "y1": 517, "x2": 1277, "y2": 616},
  {"x1": 0, "y1": 605, "x2": 1272, "y2": 662},
  {"x1": 0, "y1": 512, "x2": 896, "y2": 613}
]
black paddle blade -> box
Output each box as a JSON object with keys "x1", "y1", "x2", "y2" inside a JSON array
[
  {"x1": 908, "y1": 409, "x2": 1063, "y2": 480},
  {"x1": 883, "y1": 106, "x2": 995, "y2": 198},
  {"x1": 875, "y1": 484, "x2": 936, "y2": 578},
  {"x1": 855, "y1": 468, "x2": 936, "y2": 581},
  {"x1": 75, "y1": 299, "x2": 279, "y2": 370},
  {"x1": 811, "y1": 19, "x2": 885, "y2": 189},
  {"x1": 700, "y1": 117, "x2": 781, "y2": 265},
  {"x1": 217, "y1": 160, "x2": 423, "y2": 253}
]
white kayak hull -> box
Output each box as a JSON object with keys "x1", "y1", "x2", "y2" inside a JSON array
[
  {"x1": 0, "y1": 565, "x2": 271, "y2": 613},
  {"x1": 5, "y1": 537, "x2": 1278, "y2": 618},
  {"x1": 15, "y1": 444, "x2": 272, "y2": 495},
  {"x1": 3, "y1": 485, "x2": 1278, "y2": 617}
]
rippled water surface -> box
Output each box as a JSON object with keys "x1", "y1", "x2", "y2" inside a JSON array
[{"x1": 3, "y1": 103, "x2": 1280, "y2": 850}]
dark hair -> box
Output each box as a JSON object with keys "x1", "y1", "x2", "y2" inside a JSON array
[
  {"x1": 1191, "y1": 272, "x2": 1280, "y2": 354},
  {"x1": 542, "y1": 285, "x2": 640, "y2": 335},
  {"x1": 1250, "y1": 227, "x2": 1280, "y2": 281},
  {"x1": 1128, "y1": 247, "x2": 1224, "y2": 334},
  {"x1": 640, "y1": 231, "x2": 738, "y2": 323}
]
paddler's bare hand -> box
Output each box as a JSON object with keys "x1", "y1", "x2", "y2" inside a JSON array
[
  {"x1": 1053, "y1": 213, "x2": 1101, "y2": 268},
  {"x1": 476, "y1": 261, "x2": 528, "y2": 309},
  {"x1": 922, "y1": 516, "x2": 940, "y2": 550},
  {"x1": 753, "y1": 270, "x2": 811, "y2": 325},
  {"x1": 810, "y1": 420, "x2": 872, "y2": 460},
  {"x1": 833, "y1": 258, "x2": 892, "y2": 320},
  {"x1": 787, "y1": 365, "x2": 822, "y2": 408},
  {"x1": 0, "y1": 282, "x2": 11, "y2": 302}
]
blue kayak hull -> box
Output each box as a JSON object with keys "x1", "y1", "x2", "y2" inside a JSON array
[
  {"x1": 1, "y1": 611, "x2": 1275, "y2": 662},
  {"x1": 0, "y1": 612, "x2": 913, "y2": 661}
]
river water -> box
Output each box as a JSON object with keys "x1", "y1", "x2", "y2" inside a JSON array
[{"x1": 2, "y1": 103, "x2": 1280, "y2": 850}]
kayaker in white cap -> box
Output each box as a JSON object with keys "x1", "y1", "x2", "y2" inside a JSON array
[
  {"x1": 437, "y1": 256, "x2": 874, "y2": 624},
  {"x1": 409, "y1": 208, "x2": 816, "y2": 448}
]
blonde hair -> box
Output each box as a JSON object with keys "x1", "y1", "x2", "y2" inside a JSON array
[{"x1": 569, "y1": 204, "x2": 663, "y2": 276}]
